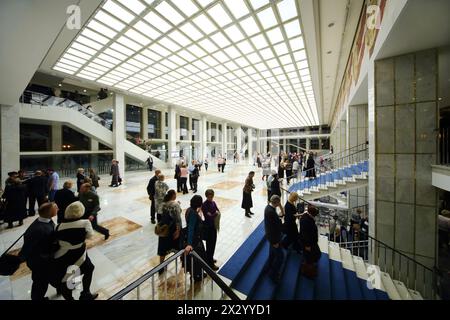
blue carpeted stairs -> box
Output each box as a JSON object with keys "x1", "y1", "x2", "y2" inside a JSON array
[
  {"x1": 218, "y1": 220, "x2": 389, "y2": 300},
  {"x1": 289, "y1": 160, "x2": 369, "y2": 193}
]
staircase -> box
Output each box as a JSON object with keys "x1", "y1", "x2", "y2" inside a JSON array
[
  {"x1": 19, "y1": 92, "x2": 167, "y2": 168},
  {"x1": 287, "y1": 160, "x2": 368, "y2": 201},
  {"x1": 218, "y1": 222, "x2": 424, "y2": 300}
]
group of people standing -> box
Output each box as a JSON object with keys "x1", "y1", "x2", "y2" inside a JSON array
[
  {"x1": 1, "y1": 169, "x2": 59, "y2": 229},
  {"x1": 0, "y1": 166, "x2": 113, "y2": 300},
  {"x1": 147, "y1": 168, "x2": 222, "y2": 280}
]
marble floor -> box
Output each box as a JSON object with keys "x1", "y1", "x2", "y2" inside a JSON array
[{"x1": 0, "y1": 162, "x2": 275, "y2": 300}]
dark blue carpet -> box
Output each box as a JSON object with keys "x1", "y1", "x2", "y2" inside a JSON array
[{"x1": 218, "y1": 222, "x2": 265, "y2": 280}]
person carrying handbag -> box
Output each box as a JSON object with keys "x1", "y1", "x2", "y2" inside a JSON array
[{"x1": 156, "y1": 190, "x2": 182, "y2": 275}]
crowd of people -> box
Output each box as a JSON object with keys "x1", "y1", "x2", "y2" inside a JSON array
[
  {"x1": 256, "y1": 151, "x2": 320, "y2": 185},
  {"x1": 0, "y1": 164, "x2": 115, "y2": 300}
]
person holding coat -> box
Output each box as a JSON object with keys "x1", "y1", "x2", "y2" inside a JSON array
[
  {"x1": 299, "y1": 205, "x2": 321, "y2": 279},
  {"x1": 2, "y1": 178, "x2": 27, "y2": 228},
  {"x1": 242, "y1": 171, "x2": 255, "y2": 218}
]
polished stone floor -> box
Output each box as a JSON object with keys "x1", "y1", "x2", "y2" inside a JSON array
[{"x1": 0, "y1": 162, "x2": 278, "y2": 300}]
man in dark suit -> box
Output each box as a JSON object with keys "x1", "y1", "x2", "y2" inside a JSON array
[
  {"x1": 299, "y1": 205, "x2": 321, "y2": 278},
  {"x1": 146, "y1": 170, "x2": 161, "y2": 224},
  {"x1": 264, "y1": 195, "x2": 285, "y2": 283},
  {"x1": 28, "y1": 170, "x2": 49, "y2": 216},
  {"x1": 20, "y1": 202, "x2": 58, "y2": 300},
  {"x1": 54, "y1": 181, "x2": 77, "y2": 224}
]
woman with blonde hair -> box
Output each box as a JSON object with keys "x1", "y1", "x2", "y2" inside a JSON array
[{"x1": 282, "y1": 192, "x2": 301, "y2": 252}]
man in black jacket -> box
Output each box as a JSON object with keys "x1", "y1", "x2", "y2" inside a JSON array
[
  {"x1": 20, "y1": 202, "x2": 58, "y2": 300},
  {"x1": 146, "y1": 170, "x2": 161, "y2": 224},
  {"x1": 264, "y1": 195, "x2": 285, "y2": 283},
  {"x1": 28, "y1": 170, "x2": 49, "y2": 216},
  {"x1": 299, "y1": 205, "x2": 321, "y2": 278},
  {"x1": 54, "y1": 181, "x2": 77, "y2": 224}
]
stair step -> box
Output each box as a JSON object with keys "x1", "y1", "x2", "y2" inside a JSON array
[
  {"x1": 340, "y1": 249, "x2": 363, "y2": 300},
  {"x1": 314, "y1": 247, "x2": 331, "y2": 299},
  {"x1": 295, "y1": 273, "x2": 315, "y2": 300},
  {"x1": 408, "y1": 289, "x2": 423, "y2": 300},
  {"x1": 219, "y1": 223, "x2": 265, "y2": 281},
  {"x1": 328, "y1": 243, "x2": 348, "y2": 300},
  {"x1": 352, "y1": 257, "x2": 378, "y2": 300},
  {"x1": 232, "y1": 241, "x2": 269, "y2": 295},
  {"x1": 393, "y1": 280, "x2": 413, "y2": 300},
  {"x1": 275, "y1": 251, "x2": 302, "y2": 300},
  {"x1": 380, "y1": 272, "x2": 402, "y2": 300}
]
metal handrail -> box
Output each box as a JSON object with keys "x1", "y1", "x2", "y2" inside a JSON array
[
  {"x1": 109, "y1": 249, "x2": 240, "y2": 300},
  {"x1": 322, "y1": 143, "x2": 368, "y2": 161},
  {"x1": 20, "y1": 90, "x2": 113, "y2": 130}
]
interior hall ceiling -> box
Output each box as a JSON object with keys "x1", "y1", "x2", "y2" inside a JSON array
[{"x1": 49, "y1": 0, "x2": 320, "y2": 129}]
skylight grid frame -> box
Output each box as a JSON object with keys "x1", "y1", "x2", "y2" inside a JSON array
[{"x1": 52, "y1": 0, "x2": 319, "y2": 129}]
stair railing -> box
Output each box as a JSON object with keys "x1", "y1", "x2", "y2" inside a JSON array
[
  {"x1": 321, "y1": 142, "x2": 368, "y2": 163},
  {"x1": 283, "y1": 148, "x2": 368, "y2": 195},
  {"x1": 109, "y1": 249, "x2": 240, "y2": 301},
  {"x1": 20, "y1": 90, "x2": 113, "y2": 130}
]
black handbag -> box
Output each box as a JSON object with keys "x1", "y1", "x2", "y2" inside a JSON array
[{"x1": 0, "y1": 233, "x2": 24, "y2": 276}]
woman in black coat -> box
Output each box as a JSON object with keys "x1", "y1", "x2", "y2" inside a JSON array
[
  {"x1": 282, "y1": 192, "x2": 301, "y2": 252},
  {"x1": 2, "y1": 179, "x2": 28, "y2": 228},
  {"x1": 305, "y1": 154, "x2": 316, "y2": 178}
]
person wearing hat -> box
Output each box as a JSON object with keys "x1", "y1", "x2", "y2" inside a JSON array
[
  {"x1": 299, "y1": 205, "x2": 321, "y2": 279},
  {"x1": 20, "y1": 202, "x2": 58, "y2": 300},
  {"x1": 264, "y1": 195, "x2": 285, "y2": 283},
  {"x1": 54, "y1": 201, "x2": 98, "y2": 300}
]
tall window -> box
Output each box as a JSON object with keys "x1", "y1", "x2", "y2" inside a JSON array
[
  {"x1": 192, "y1": 119, "x2": 199, "y2": 141},
  {"x1": 180, "y1": 116, "x2": 188, "y2": 140},
  {"x1": 20, "y1": 123, "x2": 51, "y2": 151},
  {"x1": 126, "y1": 105, "x2": 141, "y2": 140},
  {"x1": 211, "y1": 123, "x2": 217, "y2": 142},
  {"x1": 148, "y1": 109, "x2": 161, "y2": 139},
  {"x1": 62, "y1": 126, "x2": 89, "y2": 150}
]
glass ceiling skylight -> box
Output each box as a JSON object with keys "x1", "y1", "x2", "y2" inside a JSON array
[{"x1": 52, "y1": 0, "x2": 319, "y2": 129}]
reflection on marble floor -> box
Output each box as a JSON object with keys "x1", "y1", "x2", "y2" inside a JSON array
[
  {"x1": 0, "y1": 163, "x2": 267, "y2": 300},
  {"x1": 208, "y1": 181, "x2": 242, "y2": 190}
]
